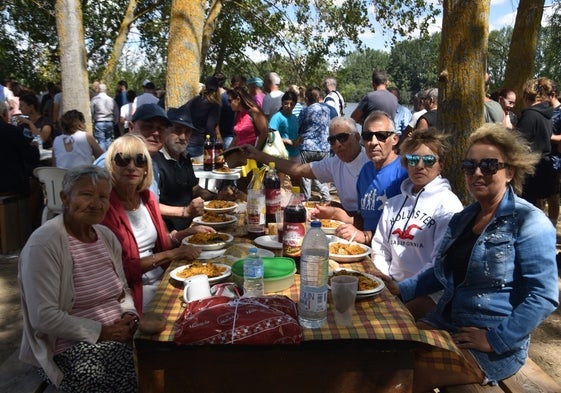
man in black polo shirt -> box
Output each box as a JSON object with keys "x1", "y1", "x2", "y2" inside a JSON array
[{"x1": 153, "y1": 108, "x2": 216, "y2": 231}]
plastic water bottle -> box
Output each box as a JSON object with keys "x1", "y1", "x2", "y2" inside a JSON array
[
  {"x1": 243, "y1": 247, "x2": 264, "y2": 297},
  {"x1": 298, "y1": 220, "x2": 329, "y2": 328}
]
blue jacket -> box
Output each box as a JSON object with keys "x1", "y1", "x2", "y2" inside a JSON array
[{"x1": 399, "y1": 186, "x2": 559, "y2": 381}]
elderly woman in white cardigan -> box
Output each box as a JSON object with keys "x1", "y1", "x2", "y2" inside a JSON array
[{"x1": 18, "y1": 165, "x2": 138, "y2": 392}]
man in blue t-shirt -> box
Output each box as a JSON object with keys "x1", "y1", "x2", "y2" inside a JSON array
[{"x1": 339, "y1": 110, "x2": 408, "y2": 245}]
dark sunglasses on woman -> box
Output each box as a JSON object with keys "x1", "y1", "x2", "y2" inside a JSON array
[
  {"x1": 461, "y1": 158, "x2": 507, "y2": 176},
  {"x1": 405, "y1": 154, "x2": 439, "y2": 167},
  {"x1": 361, "y1": 131, "x2": 395, "y2": 142},
  {"x1": 114, "y1": 153, "x2": 148, "y2": 168}
]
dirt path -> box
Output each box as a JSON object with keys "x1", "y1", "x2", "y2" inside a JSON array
[{"x1": 1, "y1": 254, "x2": 560, "y2": 385}]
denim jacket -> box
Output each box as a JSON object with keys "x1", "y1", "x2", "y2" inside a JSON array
[{"x1": 399, "y1": 186, "x2": 559, "y2": 380}]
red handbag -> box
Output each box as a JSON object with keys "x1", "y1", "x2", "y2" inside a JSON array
[{"x1": 174, "y1": 295, "x2": 302, "y2": 345}]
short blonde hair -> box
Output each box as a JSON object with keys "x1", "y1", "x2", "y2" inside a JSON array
[
  {"x1": 105, "y1": 134, "x2": 154, "y2": 192},
  {"x1": 468, "y1": 123, "x2": 539, "y2": 195}
]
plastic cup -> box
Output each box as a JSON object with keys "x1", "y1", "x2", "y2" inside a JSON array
[{"x1": 331, "y1": 275, "x2": 358, "y2": 326}]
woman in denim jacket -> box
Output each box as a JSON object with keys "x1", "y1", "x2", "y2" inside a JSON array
[{"x1": 383, "y1": 123, "x2": 559, "y2": 391}]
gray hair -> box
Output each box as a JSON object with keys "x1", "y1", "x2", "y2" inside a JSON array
[
  {"x1": 362, "y1": 110, "x2": 396, "y2": 132},
  {"x1": 265, "y1": 72, "x2": 281, "y2": 85},
  {"x1": 62, "y1": 165, "x2": 112, "y2": 195},
  {"x1": 329, "y1": 116, "x2": 359, "y2": 134}
]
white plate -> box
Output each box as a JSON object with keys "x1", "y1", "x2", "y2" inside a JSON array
[
  {"x1": 254, "y1": 235, "x2": 283, "y2": 250},
  {"x1": 192, "y1": 214, "x2": 237, "y2": 228},
  {"x1": 203, "y1": 200, "x2": 238, "y2": 213},
  {"x1": 169, "y1": 263, "x2": 231, "y2": 284},
  {"x1": 328, "y1": 242, "x2": 371, "y2": 263},
  {"x1": 212, "y1": 168, "x2": 241, "y2": 174},
  {"x1": 318, "y1": 219, "x2": 344, "y2": 235},
  {"x1": 329, "y1": 269, "x2": 385, "y2": 298},
  {"x1": 223, "y1": 243, "x2": 275, "y2": 258},
  {"x1": 198, "y1": 249, "x2": 227, "y2": 259},
  {"x1": 182, "y1": 232, "x2": 234, "y2": 251}
]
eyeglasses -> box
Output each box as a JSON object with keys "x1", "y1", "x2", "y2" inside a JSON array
[
  {"x1": 327, "y1": 132, "x2": 351, "y2": 145},
  {"x1": 361, "y1": 131, "x2": 395, "y2": 142},
  {"x1": 114, "y1": 153, "x2": 148, "y2": 168},
  {"x1": 461, "y1": 158, "x2": 508, "y2": 176},
  {"x1": 405, "y1": 154, "x2": 439, "y2": 167}
]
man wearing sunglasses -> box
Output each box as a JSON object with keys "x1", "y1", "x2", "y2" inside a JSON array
[
  {"x1": 338, "y1": 111, "x2": 408, "y2": 245},
  {"x1": 239, "y1": 116, "x2": 369, "y2": 216}
]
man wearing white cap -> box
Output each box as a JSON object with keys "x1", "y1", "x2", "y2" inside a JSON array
[{"x1": 132, "y1": 80, "x2": 159, "y2": 115}]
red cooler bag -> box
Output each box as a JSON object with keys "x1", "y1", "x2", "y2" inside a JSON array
[{"x1": 174, "y1": 295, "x2": 302, "y2": 345}]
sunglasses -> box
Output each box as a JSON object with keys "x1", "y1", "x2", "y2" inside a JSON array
[
  {"x1": 405, "y1": 154, "x2": 439, "y2": 167},
  {"x1": 461, "y1": 158, "x2": 507, "y2": 176},
  {"x1": 114, "y1": 152, "x2": 148, "y2": 168},
  {"x1": 361, "y1": 131, "x2": 395, "y2": 142},
  {"x1": 327, "y1": 132, "x2": 351, "y2": 145}
]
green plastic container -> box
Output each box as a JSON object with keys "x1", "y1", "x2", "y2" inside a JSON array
[{"x1": 232, "y1": 257, "x2": 296, "y2": 293}]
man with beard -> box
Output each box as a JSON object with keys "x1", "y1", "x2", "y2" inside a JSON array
[{"x1": 153, "y1": 108, "x2": 216, "y2": 231}]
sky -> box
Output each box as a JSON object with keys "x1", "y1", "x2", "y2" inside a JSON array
[{"x1": 360, "y1": 0, "x2": 557, "y2": 51}]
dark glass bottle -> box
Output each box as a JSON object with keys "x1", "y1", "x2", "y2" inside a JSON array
[
  {"x1": 203, "y1": 134, "x2": 214, "y2": 171},
  {"x1": 214, "y1": 138, "x2": 224, "y2": 170},
  {"x1": 282, "y1": 186, "x2": 306, "y2": 268},
  {"x1": 264, "y1": 162, "x2": 281, "y2": 224}
]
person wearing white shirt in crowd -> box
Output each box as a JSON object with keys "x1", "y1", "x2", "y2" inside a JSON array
[
  {"x1": 323, "y1": 77, "x2": 345, "y2": 116},
  {"x1": 262, "y1": 72, "x2": 284, "y2": 119}
]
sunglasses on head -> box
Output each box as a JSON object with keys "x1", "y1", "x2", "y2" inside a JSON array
[
  {"x1": 405, "y1": 154, "x2": 439, "y2": 167},
  {"x1": 461, "y1": 158, "x2": 507, "y2": 176},
  {"x1": 327, "y1": 132, "x2": 351, "y2": 145},
  {"x1": 114, "y1": 152, "x2": 148, "y2": 168},
  {"x1": 361, "y1": 131, "x2": 395, "y2": 142}
]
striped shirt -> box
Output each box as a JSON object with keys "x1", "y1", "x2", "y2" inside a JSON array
[{"x1": 55, "y1": 233, "x2": 124, "y2": 354}]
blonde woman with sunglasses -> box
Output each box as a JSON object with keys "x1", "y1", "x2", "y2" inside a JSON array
[
  {"x1": 370, "y1": 128, "x2": 463, "y2": 320},
  {"x1": 102, "y1": 134, "x2": 208, "y2": 313}
]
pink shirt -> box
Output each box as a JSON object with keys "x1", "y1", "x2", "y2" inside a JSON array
[
  {"x1": 234, "y1": 110, "x2": 258, "y2": 146},
  {"x1": 55, "y1": 234, "x2": 124, "y2": 354}
]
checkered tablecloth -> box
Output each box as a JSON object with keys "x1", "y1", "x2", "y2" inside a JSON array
[{"x1": 137, "y1": 225, "x2": 473, "y2": 374}]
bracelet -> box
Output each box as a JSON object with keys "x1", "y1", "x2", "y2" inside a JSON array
[
  {"x1": 181, "y1": 206, "x2": 187, "y2": 217},
  {"x1": 363, "y1": 231, "x2": 370, "y2": 243},
  {"x1": 151, "y1": 254, "x2": 157, "y2": 268}
]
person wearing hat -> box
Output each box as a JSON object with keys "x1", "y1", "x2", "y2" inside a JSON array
[
  {"x1": 179, "y1": 76, "x2": 222, "y2": 158},
  {"x1": 153, "y1": 108, "x2": 219, "y2": 231},
  {"x1": 132, "y1": 80, "x2": 159, "y2": 115},
  {"x1": 247, "y1": 77, "x2": 265, "y2": 107}
]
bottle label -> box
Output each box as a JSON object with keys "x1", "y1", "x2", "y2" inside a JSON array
[
  {"x1": 299, "y1": 285, "x2": 328, "y2": 313},
  {"x1": 282, "y1": 222, "x2": 306, "y2": 257},
  {"x1": 247, "y1": 191, "x2": 266, "y2": 227},
  {"x1": 265, "y1": 188, "x2": 281, "y2": 216}
]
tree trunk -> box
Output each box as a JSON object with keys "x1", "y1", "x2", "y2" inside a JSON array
[
  {"x1": 55, "y1": 0, "x2": 92, "y2": 133},
  {"x1": 101, "y1": 0, "x2": 139, "y2": 88},
  {"x1": 166, "y1": 0, "x2": 206, "y2": 108},
  {"x1": 438, "y1": 0, "x2": 490, "y2": 204},
  {"x1": 503, "y1": 0, "x2": 545, "y2": 117}
]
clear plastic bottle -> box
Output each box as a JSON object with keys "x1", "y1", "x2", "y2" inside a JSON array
[
  {"x1": 298, "y1": 220, "x2": 329, "y2": 328},
  {"x1": 203, "y1": 134, "x2": 214, "y2": 171},
  {"x1": 246, "y1": 168, "x2": 266, "y2": 238},
  {"x1": 243, "y1": 247, "x2": 264, "y2": 297},
  {"x1": 282, "y1": 186, "x2": 306, "y2": 266},
  {"x1": 264, "y1": 162, "x2": 281, "y2": 224}
]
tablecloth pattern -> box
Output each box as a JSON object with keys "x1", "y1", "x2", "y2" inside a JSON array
[{"x1": 137, "y1": 220, "x2": 474, "y2": 374}]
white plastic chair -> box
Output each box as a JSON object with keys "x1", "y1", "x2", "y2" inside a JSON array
[{"x1": 33, "y1": 167, "x2": 67, "y2": 224}]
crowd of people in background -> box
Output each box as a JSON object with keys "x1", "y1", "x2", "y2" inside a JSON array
[{"x1": 1, "y1": 68, "x2": 560, "y2": 392}]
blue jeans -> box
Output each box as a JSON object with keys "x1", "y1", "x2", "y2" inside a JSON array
[{"x1": 93, "y1": 121, "x2": 114, "y2": 152}]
